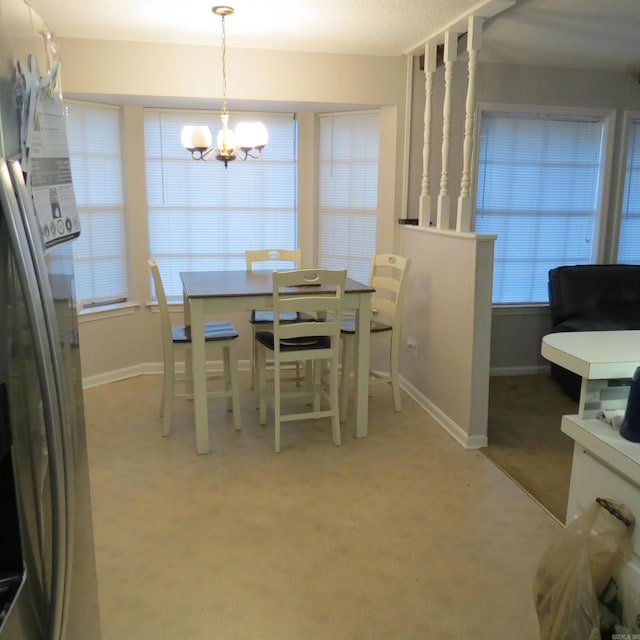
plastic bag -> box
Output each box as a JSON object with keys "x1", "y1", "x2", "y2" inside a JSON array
[{"x1": 533, "y1": 498, "x2": 635, "y2": 640}]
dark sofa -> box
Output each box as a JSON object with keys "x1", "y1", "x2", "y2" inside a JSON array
[{"x1": 547, "y1": 264, "x2": 640, "y2": 400}]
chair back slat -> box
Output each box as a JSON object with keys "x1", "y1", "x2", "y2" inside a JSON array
[
  {"x1": 245, "y1": 248, "x2": 301, "y2": 272},
  {"x1": 272, "y1": 268, "x2": 345, "y2": 354}
]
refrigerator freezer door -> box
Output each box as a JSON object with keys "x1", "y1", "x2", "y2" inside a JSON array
[
  {"x1": 0, "y1": 160, "x2": 57, "y2": 639},
  {"x1": 0, "y1": 157, "x2": 101, "y2": 640},
  {"x1": 9, "y1": 161, "x2": 101, "y2": 640}
]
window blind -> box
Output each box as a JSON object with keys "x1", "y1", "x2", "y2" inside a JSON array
[
  {"x1": 474, "y1": 111, "x2": 606, "y2": 304},
  {"x1": 144, "y1": 109, "x2": 297, "y2": 299},
  {"x1": 64, "y1": 101, "x2": 127, "y2": 307},
  {"x1": 318, "y1": 111, "x2": 379, "y2": 284},
  {"x1": 618, "y1": 117, "x2": 640, "y2": 263}
]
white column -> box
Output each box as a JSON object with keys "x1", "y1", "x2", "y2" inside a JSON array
[
  {"x1": 419, "y1": 41, "x2": 437, "y2": 228},
  {"x1": 456, "y1": 16, "x2": 484, "y2": 232},
  {"x1": 437, "y1": 31, "x2": 457, "y2": 230}
]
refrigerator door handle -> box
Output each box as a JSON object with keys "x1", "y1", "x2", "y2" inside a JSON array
[{"x1": 0, "y1": 158, "x2": 69, "y2": 640}]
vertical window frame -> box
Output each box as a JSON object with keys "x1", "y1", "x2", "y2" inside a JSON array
[{"x1": 614, "y1": 110, "x2": 640, "y2": 264}]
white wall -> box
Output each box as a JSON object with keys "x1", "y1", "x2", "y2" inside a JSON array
[{"x1": 398, "y1": 227, "x2": 495, "y2": 448}]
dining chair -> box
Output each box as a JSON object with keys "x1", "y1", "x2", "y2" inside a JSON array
[
  {"x1": 148, "y1": 258, "x2": 242, "y2": 437},
  {"x1": 255, "y1": 268, "x2": 346, "y2": 453},
  {"x1": 339, "y1": 253, "x2": 411, "y2": 419},
  {"x1": 245, "y1": 248, "x2": 303, "y2": 393}
]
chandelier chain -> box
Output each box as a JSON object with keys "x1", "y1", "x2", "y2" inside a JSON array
[{"x1": 220, "y1": 13, "x2": 228, "y2": 115}]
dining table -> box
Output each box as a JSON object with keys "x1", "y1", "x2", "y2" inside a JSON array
[{"x1": 180, "y1": 269, "x2": 375, "y2": 454}]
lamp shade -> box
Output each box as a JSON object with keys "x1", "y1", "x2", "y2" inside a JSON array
[
  {"x1": 235, "y1": 121, "x2": 269, "y2": 150},
  {"x1": 216, "y1": 126, "x2": 236, "y2": 153},
  {"x1": 181, "y1": 125, "x2": 213, "y2": 150}
]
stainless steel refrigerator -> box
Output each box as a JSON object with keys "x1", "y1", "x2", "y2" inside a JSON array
[{"x1": 0, "y1": 0, "x2": 102, "y2": 638}]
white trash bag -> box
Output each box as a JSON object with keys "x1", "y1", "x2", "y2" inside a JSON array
[{"x1": 533, "y1": 498, "x2": 635, "y2": 640}]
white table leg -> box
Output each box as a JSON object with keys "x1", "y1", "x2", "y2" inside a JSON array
[
  {"x1": 182, "y1": 289, "x2": 193, "y2": 396},
  {"x1": 354, "y1": 292, "x2": 372, "y2": 438},
  {"x1": 189, "y1": 299, "x2": 209, "y2": 454}
]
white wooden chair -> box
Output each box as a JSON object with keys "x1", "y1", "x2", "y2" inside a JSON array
[
  {"x1": 245, "y1": 248, "x2": 303, "y2": 392},
  {"x1": 340, "y1": 254, "x2": 411, "y2": 419},
  {"x1": 148, "y1": 258, "x2": 241, "y2": 437},
  {"x1": 255, "y1": 268, "x2": 346, "y2": 452}
]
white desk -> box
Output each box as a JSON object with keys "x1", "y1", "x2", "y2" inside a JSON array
[
  {"x1": 542, "y1": 330, "x2": 640, "y2": 418},
  {"x1": 180, "y1": 270, "x2": 374, "y2": 454}
]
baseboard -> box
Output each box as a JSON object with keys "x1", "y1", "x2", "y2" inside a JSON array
[
  {"x1": 82, "y1": 359, "x2": 252, "y2": 389},
  {"x1": 399, "y1": 376, "x2": 487, "y2": 450},
  {"x1": 490, "y1": 364, "x2": 550, "y2": 377},
  {"x1": 82, "y1": 364, "x2": 146, "y2": 389}
]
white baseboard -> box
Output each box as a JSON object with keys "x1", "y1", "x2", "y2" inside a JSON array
[
  {"x1": 82, "y1": 364, "x2": 146, "y2": 389},
  {"x1": 82, "y1": 359, "x2": 252, "y2": 389},
  {"x1": 399, "y1": 376, "x2": 487, "y2": 450}
]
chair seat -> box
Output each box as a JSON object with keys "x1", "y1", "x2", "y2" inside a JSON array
[
  {"x1": 340, "y1": 316, "x2": 392, "y2": 334},
  {"x1": 172, "y1": 321, "x2": 238, "y2": 343},
  {"x1": 250, "y1": 310, "x2": 300, "y2": 324},
  {"x1": 255, "y1": 330, "x2": 330, "y2": 351}
]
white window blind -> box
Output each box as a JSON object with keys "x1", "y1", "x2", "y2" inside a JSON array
[
  {"x1": 318, "y1": 111, "x2": 379, "y2": 284},
  {"x1": 618, "y1": 116, "x2": 640, "y2": 263},
  {"x1": 64, "y1": 101, "x2": 127, "y2": 307},
  {"x1": 475, "y1": 111, "x2": 606, "y2": 304},
  {"x1": 144, "y1": 109, "x2": 297, "y2": 299}
]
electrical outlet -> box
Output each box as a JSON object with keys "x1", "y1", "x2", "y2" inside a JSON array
[{"x1": 406, "y1": 336, "x2": 418, "y2": 356}]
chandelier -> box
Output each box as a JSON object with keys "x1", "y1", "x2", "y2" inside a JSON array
[{"x1": 181, "y1": 6, "x2": 268, "y2": 167}]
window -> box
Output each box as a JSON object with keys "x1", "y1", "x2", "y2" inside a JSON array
[
  {"x1": 618, "y1": 115, "x2": 640, "y2": 263},
  {"x1": 64, "y1": 101, "x2": 127, "y2": 307},
  {"x1": 318, "y1": 111, "x2": 379, "y2": 284},
  {"x1": 144, "y1": 109, "x2": 297, "y2": 299},
  {"x1": 474, "y1": 110, "x2": 609, "y2": 304}
]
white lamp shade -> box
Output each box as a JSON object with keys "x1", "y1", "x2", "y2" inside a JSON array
[
  {"x1": 235, "y1": 121, "x2": 269, "y2": 149},
  {"x1": 217, "y1": 127, "x2": 236, "y2": 152},
  {"x1": 181, "y1": 125, "x2": 212, "y2": 150}
]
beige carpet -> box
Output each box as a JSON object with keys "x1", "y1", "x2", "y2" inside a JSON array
[
  {"x1": 83, "y1": 372, "x2": 561, "y2": 640},
  {"x1": 484, "y1": 374, "x2": 578, "y2": 524}
]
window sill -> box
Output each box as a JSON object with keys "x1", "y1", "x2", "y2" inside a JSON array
[
  {"x1": 77, "y1": 301, "x2": 140, "y2": 324},
  {"x1": 147, "y1": 301, "x2": 184, "y2": 314},
  {"x1": 492, "y1": 303, "x2": 549, "y2": 316}
]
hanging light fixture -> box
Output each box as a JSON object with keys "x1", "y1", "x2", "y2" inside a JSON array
[{"x1": 181, "y1": 6, "x2": 268, "y2": 167}]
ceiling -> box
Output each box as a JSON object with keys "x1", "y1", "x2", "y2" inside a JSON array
[{"x1": 24, "y1": 0, "x2": 640, "y2": 72}]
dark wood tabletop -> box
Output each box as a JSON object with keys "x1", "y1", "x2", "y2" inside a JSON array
[{"x1": 180, "y1": 269, "x2": 373, "y2": 298}]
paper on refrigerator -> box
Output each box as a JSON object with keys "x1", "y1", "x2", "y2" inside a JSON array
[{"x1": 18, "y1": 50, "x2": 80, "y2": 248}]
